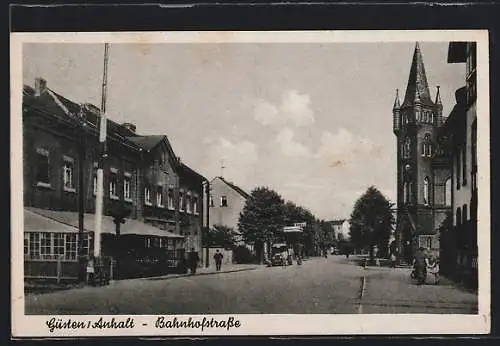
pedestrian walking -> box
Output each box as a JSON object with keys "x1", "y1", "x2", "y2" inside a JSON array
[
  {"x1": 187, "y1": 248, "x2": 200, "y2": 275},
  {"x1": 390, "y1": 252, "x2": 397, "y2": 268},
  {"x1": 213, "y1": 249, "x2": 224, "y2": 271},
  {"x1": 412, "y1": 247, "x2": 429, "y2": 285}
]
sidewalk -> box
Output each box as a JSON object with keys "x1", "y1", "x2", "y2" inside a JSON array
[
  {"x1": 359, "y1": 266, "x2": 478, "y2": 314},
  {"x1": 142, "y1": 263, "x2": 262, "y2": 282}
]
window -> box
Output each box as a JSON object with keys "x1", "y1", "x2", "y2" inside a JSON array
[
  {"x1": 53, "y1": 233, "x2": 65, "y2": 258},
  {"x1": 456, "y1": 207, "x2": 462, "y2": 227},
  {"x1": 179, "y1": 191, "x2": 185, "y2": 211},
  {"x1": 186, "y1": 194, "x2": 192, "y2": 213},
  {"x1": 221, "y1": 195, "x2": 228, "y2": 207},
  {"x1": 65, "y1": 234, "x2": 77, "y2": 260},
  {"x1": 462, "y1": 146, "x2": 467, "y2": 186},
  {"x1": 145, "y1": 186, "x2": 152, "y2": 206},
  {"x1": 210, "y1": 195, "x2": 214, "y2": 207},
  {"x1": 445, "y1": 177, "x2": 452, "y2": 206},
  {"x1": 156, "y1": 186, "x2": 164, "y2": 207},
  {"x1": 109, "y1": 169, "x2": 118, "y2": 200},
  {"x1": 24, "y1": 233, "x2": 29, "y2": 257},
  {"x1": 463, "y1": 204, "x2": 468, "y2": 224},
  {"x1": 408, "y1": 182, "x2": 413, "y2": 204},
  {"x1": 40, "y1": 233, "x2": 52, "y2": 260},
  {"x1": 124, "y1": 173, "x2": 132, "y2": 202},
  {"x1": 403, "y1": 182, "x2": 408, "y2": 204},
  {"x1": 426, "y1": 237, "x2": 432, "y2": 249},
  {"x1": 167, "y1": 188, "x2": 174, "y2": 210},
  {"x1": 421, "y1": 134, "x2": 432, "y2": 157},
  {"x1": 404, "y1": 137, "x2": 411, "y2": 158},
  {"x1": 29, "y1": 233, "x2": 40, "y2": 259},
  {"x1": 429, "y1": 112, "x2": 434, "y2": 124},
  {"x1": 423, "y1": 176, "x2": 430, "y2": 205},
  {"x1": 35, "y1": 148, "x2": 50, "y2": 186},
  {"x1": 63, "y1": 156, "x2": 75, "y2": 192},
  {"x1": 193, "y1": 196, "x2": 199, "y2": 215},
  {"x1": 456, "y1": 148, "x2": 461, "y2": 190}
]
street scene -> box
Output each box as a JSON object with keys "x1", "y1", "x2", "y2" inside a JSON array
[
  {"x1": 18, "y1": 37, "x2": 480, "y2": 316},
  {"x1": 25, "y1": 255, "x2": 477, "y2": 315}
]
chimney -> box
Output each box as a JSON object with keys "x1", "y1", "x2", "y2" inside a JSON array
[
  {"x1": 34, "y1": 77, "x2": 47, "y2": 97},
  {"x1": 122, "y1": 122, "x2": 136, "y2": 133}
]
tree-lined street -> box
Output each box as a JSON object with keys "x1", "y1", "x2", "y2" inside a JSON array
[{"x1": 25, "y1": 256, "x2": 477, "y2": 315}]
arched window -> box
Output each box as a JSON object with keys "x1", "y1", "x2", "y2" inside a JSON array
[
  {"x1": 421, "y1": 133, "x2": 432, "y2": 157},
  {"x1": 423, "y1": 176, "x2": 430, "y2": 205},
  {"x1": 430, "y1": 112, "x2": 434, "y2": 124},
  {"x1": 423, "y1": 111, "x2": 428, "y2": 123},
  {"x1": 456, "y1": 207, "x2": 462, "y2": 227},
  {"x1": 404, "y1": 137, "x2": 411, "y2": 158},
  {"x1": 444, "y1": 177, "x2": 452, "y2": 206},
  {"x1": 408, "y1": 181, "x2": 413, "y2": 204}
]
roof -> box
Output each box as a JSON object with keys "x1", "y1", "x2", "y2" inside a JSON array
[
  {"x1": 213, "y1": 177, "x2": 250, "y2": 199},
  {"x1": 126, "y1": 135, "x2": 166, "y2": 151},
  {"x1": 401, "y1": 43, "x2": 435, "y2": 108},
  {"x1": 179, "y1": 162, "x2": 208, "y2": 182},
  {"x1": 25, "y1": 207, "x2": 184, "y2": 238},
  {"x1": 23, "y1": 84, "x2": 141, "y2": 152},
  {"x1": 328, "y1": 219, "x2": 346, "y2": 226}
]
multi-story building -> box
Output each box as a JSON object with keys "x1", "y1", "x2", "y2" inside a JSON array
[
  {"x1": 22, "y1": 77, "x2": 208, "y2": 280},
  {"x1": 393, "y1": 43, "x2": 452, "y2": 261},
  {"x1": 209, "y1": 176, "x2": 249, "y2": 237},
  {"x1": 438, "y1": 42, "x2": 478, "y2": 288}
]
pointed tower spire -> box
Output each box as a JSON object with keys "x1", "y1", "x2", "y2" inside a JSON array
[
  {"x1": 393, "y1": 89, "x2": 401, "y2": 134},
  {"x1": 393, "y1": 88, "x2": 401, "y2": 110},
  {"x1": 402, "y1": 42, "x2": 434, "y2": 108},
  {"x1": 435, "y1": 85, "x2": 442, "y2": 105}
]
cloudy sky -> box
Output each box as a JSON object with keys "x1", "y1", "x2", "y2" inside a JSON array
[{"x1": 23, "y1": 41, "x2": 465, "y2": 220}]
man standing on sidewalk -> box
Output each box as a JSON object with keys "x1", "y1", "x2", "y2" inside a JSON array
[
  {"x1": 214, "y1": 249, "x2": 224, "y2": 271},
  {"x1": 188, "y1": 248, "x2": 200, "y2": 275}
]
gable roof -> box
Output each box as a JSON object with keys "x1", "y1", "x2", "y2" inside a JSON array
[{"x1": 212, "y1": 176, "x2": 250, "y2": 199}]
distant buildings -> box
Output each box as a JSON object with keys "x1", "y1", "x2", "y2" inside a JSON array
[
  {"x1": 328, "y1": 219, "x2": 350, "y2": 241},
  {"x1": 23, "y1": 77, "x2": 209, "y2": 280}
]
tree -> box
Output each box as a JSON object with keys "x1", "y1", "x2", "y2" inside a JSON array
[
  {"x1": 238, "y1": 187, "x2": 285, "y2": 263},
  {"x1": 203, "y1": 224, "x2": 239, "y2": 249},
  {"x1": 349, "y1": 186, "x2": 395, "y2": 260}
]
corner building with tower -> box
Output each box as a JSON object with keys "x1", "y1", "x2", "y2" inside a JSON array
[{"x1": 392, "y1": 43, "x2": 452, "y2": 262}]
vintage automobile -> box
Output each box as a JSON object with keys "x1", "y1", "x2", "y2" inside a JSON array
[{"x1": 268, "y1": 243, "x2": 293, "y2": 267}]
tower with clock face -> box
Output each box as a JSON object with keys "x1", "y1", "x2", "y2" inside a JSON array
[{"x1": 392, "y1": 43, "x2": 450, "y2": 261}]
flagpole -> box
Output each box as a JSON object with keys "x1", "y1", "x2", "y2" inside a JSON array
[{"x1": 94, "y1": 43, "x2": 109, "y2": 261}]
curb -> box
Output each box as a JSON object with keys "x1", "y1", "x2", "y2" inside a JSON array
[{"x1": 145, "y1": 266, "x2": 261, "y2": 281}]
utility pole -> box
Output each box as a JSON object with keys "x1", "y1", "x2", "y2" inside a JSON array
[{"x1": 94, "y1": 43, "x2": 109, "y2": 268}]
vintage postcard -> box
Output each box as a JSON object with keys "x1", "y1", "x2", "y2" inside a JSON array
[{"x1": 10, "y1": 30, "x2": 490, "y2": 337}]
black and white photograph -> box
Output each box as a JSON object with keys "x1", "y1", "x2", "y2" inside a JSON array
[{"x1": 10, "y1": 30, "x2": 490, "y2": 336}]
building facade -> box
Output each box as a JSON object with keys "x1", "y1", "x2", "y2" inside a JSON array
[
  {"x1": 393, "y1": 43, "x2": 452, "y2": 261},
  {"x1": 438, "y1": 42, "x2": 478, "y2": 288},
  {"x1": 22, "y1": 77, "x2": 209, "y2": 280}
]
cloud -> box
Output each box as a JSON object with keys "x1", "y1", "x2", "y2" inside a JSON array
[
  {"x1": 275, "y1": 128, "x2": 310, "y2": 157},
  {"x1": 253, "y1": 90, "x2": 314, "y2": 127},
  {"x1": 315, "y1": 128, "x2": 381, "y2": 166},
  {"x1": 203, "y1": 137, "x2": 258, "y2": 186}
]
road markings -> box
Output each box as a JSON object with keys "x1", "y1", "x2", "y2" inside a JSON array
[{"x1": 357, "y1": 275, "x2": 366, "y2": 314}]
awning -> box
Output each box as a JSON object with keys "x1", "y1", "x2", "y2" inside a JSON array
[
  {"x1": 24, "y1": 208, "x2": 79, "y2": 233},
  {"x1": 25, "y1": 207, "x2": 184, "y2": 238}
]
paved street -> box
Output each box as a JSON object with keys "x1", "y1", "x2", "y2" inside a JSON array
[{"x1": 25, "y1": 256, "x2": 477, "y2": 315}]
